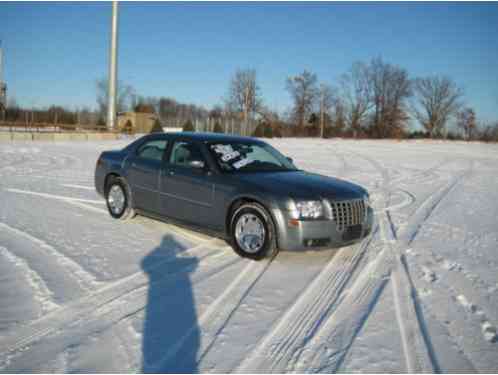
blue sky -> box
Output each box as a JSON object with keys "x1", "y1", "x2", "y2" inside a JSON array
[{"x1": 1, "y1": 2, "x2": 498, "y2": 121}]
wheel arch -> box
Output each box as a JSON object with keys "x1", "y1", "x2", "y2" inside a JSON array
[
  {"x1": 104, "y1": 172, "x2": 122, "y2": 192},
  {"x1": 225, "y1": 196, "x2": 279, "y2": 248}
]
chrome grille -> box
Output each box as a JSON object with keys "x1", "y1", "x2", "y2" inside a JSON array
[{"x1": 330, "y1": 199, "x2": 366, "y2": 231}]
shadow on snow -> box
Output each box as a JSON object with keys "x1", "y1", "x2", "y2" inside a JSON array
[{"x1": 141, "y1": 234, "x2": 200, "y2": 373}]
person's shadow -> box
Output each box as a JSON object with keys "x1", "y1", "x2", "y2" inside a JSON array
[{"x1": 141, "y1": 235, "x2": 200, "y2": 373}]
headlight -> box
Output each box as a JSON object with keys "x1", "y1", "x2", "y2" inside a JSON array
[{"x1": 295, "y1": 200, "x2": 324, "y2": 219}]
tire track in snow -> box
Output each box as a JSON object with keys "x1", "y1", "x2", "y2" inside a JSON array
[
  {"x1": 276, "y1": 148, "x2": 396, "y2": 372},
  {"x1": 398, "y1": 161, "x2": 473, "y2": 246},
  {"x1": 392, "y1": 162, "x2": 498, "y2": 370},
  {"x1": 389, "y1": 160, "x2": 474, "y2": 373},
  {"x1": 328, "y1": 146, "x2": 350, "y2": 178},
  {"x1": 1, "y1": 147, "x2": 96, "y2": 186},
  {"x1": 0, "y1": 242, "x2": 238, "y2": 370},
  {"x1": 3, "y1": 151, "x2": 79, "y2": 179},
  {"x1": 1, "y1": 251, "x2": 238, "y2": 371},
  {"x1": 0, "y1": 154, "x2": 30, "y2": 174},
  {"x1": 148, "y1": 257, "x2": 274, "y2": 372},
  {"x1": 0, "y1": 246, "x2": 59, "y2": 314},
  {"x1": 391, "y1": 158, "x2": 450, "y2": 186},
  {"x1": 5, "y1": 188, "x2": 105, "y2": 205},
  {"x1": 289, "y1": 211, "x2": 394, "y2": 371},
  {"x1": 361, "y1": 153, "x2": 435, "y2": 372},
  {"x1": 347, "y1": 152, "x2": 473, "y2": 373},
  {"x1": 292, "y1": 247, "x2": 392, "y2": 373},
  {"x1": 384, "y1": 189, "x2": 416, "y2": 212},
  {"x1": 0, "y1": 222, "x2": 100, "y2": 293},
  {"x1": 350, "y1": 151, "x2": 437, "y2": 372},
  {"x1": 0, "y1": 238, "x2": 216, "y2": 355},
  {"x1": 61, "y1": 184, "x2": 95, "y2": 191},
  {"x1": 235, "y1": 234, "x2": 375, "y2": 373}
]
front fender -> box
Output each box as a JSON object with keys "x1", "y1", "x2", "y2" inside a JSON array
[{"x1": 223, "y1": 191, "x2": 287, "y2": 239}]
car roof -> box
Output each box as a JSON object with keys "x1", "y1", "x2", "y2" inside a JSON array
[{"x1": 150, "y1": 132, "x2": 265, "y2": 144}]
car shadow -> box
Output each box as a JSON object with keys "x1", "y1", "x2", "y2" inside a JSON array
[{"x1": 141, "y1": 234, "x2": 200, "y2": 373}]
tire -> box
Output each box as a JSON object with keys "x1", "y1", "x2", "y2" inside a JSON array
[
  {"x1": 105, "y1": 176, "x2": 136, "y2": 220},
  {"x1": 229, "y1": 202, "x2": 278, "y2": 260}
]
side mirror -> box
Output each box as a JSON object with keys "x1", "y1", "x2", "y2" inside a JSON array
[
  {"x1": 286, "y1": 156, "x2": 294, "y2": 163},
  {"x1": 189, "y1": 160, "x2": 206, "y2": 169}
]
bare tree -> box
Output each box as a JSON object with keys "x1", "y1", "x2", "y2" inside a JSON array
[
  {"x1": 96, "y1": 78, "x2": 135, "y2": 121},
  {"x1": 456, "y1": 107, "x2": 477, "y2": 141},
  {"x1": 286, "y1": 70, "x2": 318, "y2": 127},
  {"x1": 77, "y1": 107, "x2": 98, "y2": 127},
  {"x1": 258, "y1": 105, "x2": 280, "y2": 124},
  {"x1": 331, "y1": 98, "x2": 347, "y2": 136},
  {"x1": 227, "y1": 68, "x2": 262, "y2": 133},
  {"x1": 479, "y1": 121, "x2": 498, "y2": 142},
  {"x1": 158, "y1": 97, "x2": 179, "y2": 122},
  {"x1": 412, "y1": 75, "x2": 462, "y2": 138},
  {"x1": 339, "y1": 62, "x2": 372, "y2": 137},
  {"x1": 318, "y1": 83, "x2": 335, "y2": 138},
  {"x1": 369, "y1": 57, "x2": 412, "y2": 138}
]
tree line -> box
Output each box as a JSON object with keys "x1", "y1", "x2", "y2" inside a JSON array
[
  {"x1": 222, "y1": 57, "x2": 498, "y2": 142},
  {"x1": 1, "y1": 56, "x2": 497, "y2": 142}
]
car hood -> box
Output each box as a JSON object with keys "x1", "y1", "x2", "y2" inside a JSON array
[{"x1": 236, "y1": 170, "x2": 367, "y2": 200}]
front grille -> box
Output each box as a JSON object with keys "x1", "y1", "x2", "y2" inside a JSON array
[{"x1": 330, "y1": 199, "x2": 366, "y2": 231}]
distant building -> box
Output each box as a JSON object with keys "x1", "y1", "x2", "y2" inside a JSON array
[{"x1": 117, "y1": 111, "x2": 162, "y2": 134}]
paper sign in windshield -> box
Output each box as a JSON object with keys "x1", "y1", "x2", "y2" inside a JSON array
[
  {"x1": 233, "y1": 158, "x2": 253, "y2": 169},
  {"x1": 212, "y1": 144, "x2": 254, "y2": 169},
  {"x1": 212, "y1": 144, "x2": 240, "y2": 162}
]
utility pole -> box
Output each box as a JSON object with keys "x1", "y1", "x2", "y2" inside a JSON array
[{"x1": 106, "y1": 1, "x2": 119, "y2": 131}]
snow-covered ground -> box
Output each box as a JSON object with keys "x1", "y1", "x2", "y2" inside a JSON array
[{"x1": 0, "y1": 137, "x2": 497, "y2": 373}]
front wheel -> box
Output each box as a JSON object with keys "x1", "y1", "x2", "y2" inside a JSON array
[
  {"x1": 105, "y1": 177, "x2": 135, "y2": 220},
  {"x1": 230, "y1": 203, "x2": 278, "y2": 260}
]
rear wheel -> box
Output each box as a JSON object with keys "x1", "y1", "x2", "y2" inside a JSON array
[
  {"x1": 230, "y1": 203, "x2": 278, "y2": 260},
  {"x1": 105, "y1": 177, "x2": 135, "y2": 220}
]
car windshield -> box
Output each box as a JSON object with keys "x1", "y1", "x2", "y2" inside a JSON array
[{"x1": 208, "y1": 141, "x2": 297, "y2": 173}]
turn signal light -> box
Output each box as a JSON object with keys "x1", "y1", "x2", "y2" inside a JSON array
[{"x1": 288, "y1": 218, "x2": 300, "y2": 227}]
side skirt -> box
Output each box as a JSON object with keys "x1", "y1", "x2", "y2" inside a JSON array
[{"x1": 134, "y1": 209, "x2": 228, "y2": 242}]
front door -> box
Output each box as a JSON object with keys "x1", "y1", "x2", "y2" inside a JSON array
[
  {"x1": 126, "y1": 138, "x2": 168, "y2": 214},
  {"x1": 159, "y1": 140, "x2": 215, "y2": 228}
]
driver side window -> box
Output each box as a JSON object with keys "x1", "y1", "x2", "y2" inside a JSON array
[{"x1": 169, "y1": 141, "x2": 206, "y2": 168}]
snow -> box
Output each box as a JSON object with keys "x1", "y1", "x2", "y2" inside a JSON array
[{"x1": 0, "y1": 137, "x2": 497, "y2": 372}]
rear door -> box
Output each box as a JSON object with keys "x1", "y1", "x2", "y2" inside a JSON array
[
  {"x1": 126, "y1": 137, "x2": 168, "y2": 214},
  {"x1": 159, "y1": 140, "x2": 215, "y2": 228}
]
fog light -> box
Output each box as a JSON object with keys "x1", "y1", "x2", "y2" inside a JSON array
[{"x1": 303, "y1": 238, "x2": 331, "y2": 247}]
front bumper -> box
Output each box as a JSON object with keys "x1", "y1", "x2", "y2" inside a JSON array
[{"x1": 272, "y1": 206, "x2": 374, "y2": 251}]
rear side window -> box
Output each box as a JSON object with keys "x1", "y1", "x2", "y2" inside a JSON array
[
  {"x1": 136, "y1": 139, "x2": 168, "y2": 161},
  {"x1": 169, "y1": 141, "x2": 206, "y2": 167}
]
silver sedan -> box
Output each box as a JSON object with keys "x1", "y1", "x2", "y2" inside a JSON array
[{"x1": 95, "y1": 132, "x2": 374, "y2": 260}]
